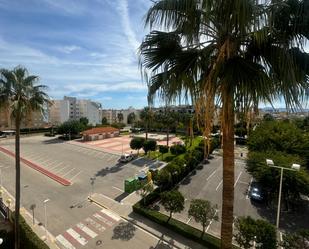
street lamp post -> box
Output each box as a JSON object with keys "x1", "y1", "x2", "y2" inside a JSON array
[
  {"x1": 266, "y1": 159, "x2": 300, "y2": 229},
  {"x1": 43, "y1": 199, "x2": 50, "y2": 240}
]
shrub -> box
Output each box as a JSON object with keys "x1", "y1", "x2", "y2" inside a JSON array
[
  {"x1": 158, "y1": 145, "x2": 169, "y2": 155},
  {"x1": 12, "y1": 212, "x2": 49, "y2": 249},
  {"x1": 170, "y1": 144, "x2": 186, "y2": 155},
  {"x1": 133, "y1": 203, "x2": 224, "y2": 249}
]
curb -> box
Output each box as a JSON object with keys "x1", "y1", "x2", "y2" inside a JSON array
[
  {"x1": 88, "y1": 195, "x2": 182, "y2": 249},
  {"x1": 0, "y1": 146, "x2": 71, "y2": 186}
]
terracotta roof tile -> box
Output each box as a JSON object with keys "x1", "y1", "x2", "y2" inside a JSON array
[{"x1": 82, "y1": 127, "x2": 119, "y2": 135}]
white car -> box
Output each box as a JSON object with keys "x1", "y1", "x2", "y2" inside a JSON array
[{"x1": 119, "y1": 154, "x2": 134, "y2": 163}]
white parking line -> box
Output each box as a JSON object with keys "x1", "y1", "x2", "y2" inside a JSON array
[
  {"x1": 206, "y1": 210, "x2": 218, "y2": 232},
  {"x1": 49, "y1": 162, "x2": 63, "y2": 170},
  {"x1": 207, "y1": 170, "x2": 217, "y2": 181},
  {"x1": 112, "y1": 186, "x2": 123, "y2": 192},
  {"x1": 216, "y1": 180, "x2": 223, "y2": 191},
  {"x1": 54, "y1": 166, "x2": 70, "y2": 174},
  {"x1": 186, "y1": 217, "x2": 192, "y2": 224},
  {"x1": 107, "y1": 155, "x2": 116, "y2": 162},
  {"x1": 234, "y1": 171, "x2": 243, "y2": 187},
  {"x1": 69, "y1": 171, "x2": 82, "y2": 182},
  {"x1": 61, "y1": 168, "x2": 76, "y2": 177}
]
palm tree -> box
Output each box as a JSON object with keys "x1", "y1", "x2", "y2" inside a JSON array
[
  {"x1": 155, "y1": 108, "x2": 175, "y2": 146},
  {"x1": 117, "y1": 112, "x2": 124, "y2": 123},
  {"x1": 139, "y1": 1, "x2": 309, "y2": 248},
  {"x1": 0, "y1": 66, "x2": 50, "y2": 249},
  {"x1": 140, "y1": 107, "x2": 153, "y2": 140}
]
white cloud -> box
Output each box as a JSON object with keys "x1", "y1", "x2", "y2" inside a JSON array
[
  {"x1": 117, "y1": 0, "x2": 140, "y2": 51},
  {"x1": 56, "y1": 45, "x2": 81, "y2": 54}
]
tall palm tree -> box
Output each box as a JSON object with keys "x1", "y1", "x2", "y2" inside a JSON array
[
  {"x1": 0, "y1": 66, "x2": 50, "y2": 249},
  {"x1": 139, "y1": 1, "x2": 309, "y2": 248},
  {"x1": 140, "y1": 107, "x2": 153, "y2": 140}
]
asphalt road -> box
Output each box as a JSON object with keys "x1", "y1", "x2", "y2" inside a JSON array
[
  {"x1": 0, "y1": 135, "x2": 167, "y2": 249},
  {"x1": 158, "y1": 155, "x2": 262, "y2": 237}
]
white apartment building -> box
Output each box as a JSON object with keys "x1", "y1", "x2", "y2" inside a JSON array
[
  {"x1": 49, "y1": 96, "x2": 101, "y2": 126},
  {"x1": 101, "y1": 107, "x2": 141, "y2": 125}
]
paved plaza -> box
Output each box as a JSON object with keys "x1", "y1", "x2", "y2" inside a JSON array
[
  {"x1": 82, "y1": 134, "x2": 184, "y2": 155},
  {"x1": 0, "y1": 135, "x2": 183, "y2": 249}
]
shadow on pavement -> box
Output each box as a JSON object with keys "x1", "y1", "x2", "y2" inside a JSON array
[
  {"x1": 114, "y1": 192, "x2": 129, "y2": 202},
  {"x1": 112, "y1": 221, "x2": 136, "y2": 241},
  {"x1": 131, "y1": 158, "x2": 155, "y2": 167},
  {"x1": 94, "y1": 162, "x2": 126, "y2": 177},
  {"x1": 42, "y1": 137, "x2": 66, "y2": 144},
  {"x1": 149, "y1": 242, "x2": 172, "y2": 249}
]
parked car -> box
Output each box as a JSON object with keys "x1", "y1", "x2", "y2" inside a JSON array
[
  {"x1": 249, "y1": 181, "x2": 265, "y2": 202},
  {"x1": 119, "y1": 153, "x2": 134, "y2": 163}
]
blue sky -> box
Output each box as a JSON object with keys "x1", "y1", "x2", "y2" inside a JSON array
[{"x1": 0, "y1": 0, "x2": 152, "y2": 109}]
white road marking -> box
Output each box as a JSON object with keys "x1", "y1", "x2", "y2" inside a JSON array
[
  {"x1": 69, "y1": 171, "x2": 82, "y2": 182},
  {"x1": 61, "y1": 168, "x2": 76, "y2": 177},
  {"x1": 67, "y1": 228, "x2": 87, "y2": 246},
  {"x1": 85, "y1": 217, "x2": 106, "y2": 232},
  {"x1": 107, "y1": 155, "x2": 116, "y2": 161},
  {"x1": 56, "y1": 235, "x2": 76, "y2": 249},
  {"x1": 234, "y1": 171, "x2": 243, "y2": 187},
  {"x1": 54, "y1": 166, "x2": 70, "y2": 174},
  {"x1": 101, "y1": 208, "x2": 121, "y2": 221},
  {"x1": 207, "y1": 170, "x2": 217, "y2": 181},
  {"x1": 186, "y1": 217, "x2": 192, "y2": 224},
  {"x1": 112, "y1": 186, "x2": 123, "y2": 192},
  {"x1": 206, "y1": 210, "x2": 218, "y2": 232},
  {"x1": 0, "y1": 166, "x2": 10, "y2": 169},
  {"x1": 216, "y1": 180, "x2": 223, "y2": 191},
  {"x1": 49, "y1": 162, "x2": 63, "y2": 170},
  {"x1": 93, "y1": 213, "x2": 113, "y2": 226},
  {"x1": 76, "y1": 223, "x2": 97, "y2": 238}
]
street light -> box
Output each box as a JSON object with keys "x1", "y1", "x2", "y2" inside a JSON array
[
  {"x1": 266, "y1": 159, "x2": 300, "y2": 229},
  {"x1": 43, "y1": 199, "x2": 50, "y2": 240}
]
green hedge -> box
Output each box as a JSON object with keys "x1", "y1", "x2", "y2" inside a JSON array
[
  {"x1": 19, "y1": 214, "x2": 50, "y2": 249},
  {"x1": 133, "y1": 202, "x2": 222, "y2": 249},
  {"x1": 11, "y1": 213, "x2": 50, "y2": 249}
]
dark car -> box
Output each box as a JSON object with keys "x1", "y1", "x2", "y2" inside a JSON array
[{"x1": 249, "y1": 182, "x2": 265, "y2": 202}]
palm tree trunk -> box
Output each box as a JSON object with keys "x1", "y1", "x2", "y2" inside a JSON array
[
  {"x1": 220, "y1": 91, "x2": 235, "y2": 249},
  {"x1": 14, "y1": 115, "x2": 21, "y2": 249},
  {"x1": 146, "y1": 122, "x2": 148, "y2": 140},
  {"x1": 166, "y1": 127, "x2": 169, "y2": 147}
]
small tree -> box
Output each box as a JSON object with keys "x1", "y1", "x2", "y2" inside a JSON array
[
  {"x1": 117, "y1": 112, "x2": 124, "y2": 123},
  {"x1": 79, "y1": 117, "x2": 89, "y2": 126},
  {"x1": 130, "y1": 137, "x2": 145, "y2": 155},
  {"x1": 138, "y1": 181, "x2": 154, "y2": 206},
  {"x1": 158, "y1": 145, "x2": 169, "y2": 159},
  {"x1": 127, "y1": 112, "x2": 136, "y2": 124},
  {"x1": 234, "y1": 216, "x2": 257, "y2": 249},
  {"x1": 281, "y1": 229, "x2": 309, "y2": 249},
  {"x1": 188, "y1": 199, "x2": 218, "y2": 238},
  {"x1": 170, "y1": 144, "x2": 186, "y2": 155},
  {"x1": 234, "y1": 217, "x2": 277, "y2": 249},
  {"x1": 160, "y1": 190, "x2": 184, "y2": 222},
  {"x1": 102, "y1": 117, "x2": 108, "y2": 125},
  {"x1": 143, "y1": 140, "x2": 157, "y2": 156}
]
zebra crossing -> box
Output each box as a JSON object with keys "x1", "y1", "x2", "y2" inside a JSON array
[{"x1": 56, "y1": 209, "x2": 121, "y2": 249}]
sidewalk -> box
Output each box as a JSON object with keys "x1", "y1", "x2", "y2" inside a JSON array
[
  {"x1": 89, "y1": 193, "x2": 205, "y2": 249},
  {"x1": 0, "y1": 186, "x2": 59, "y2": 249}
]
